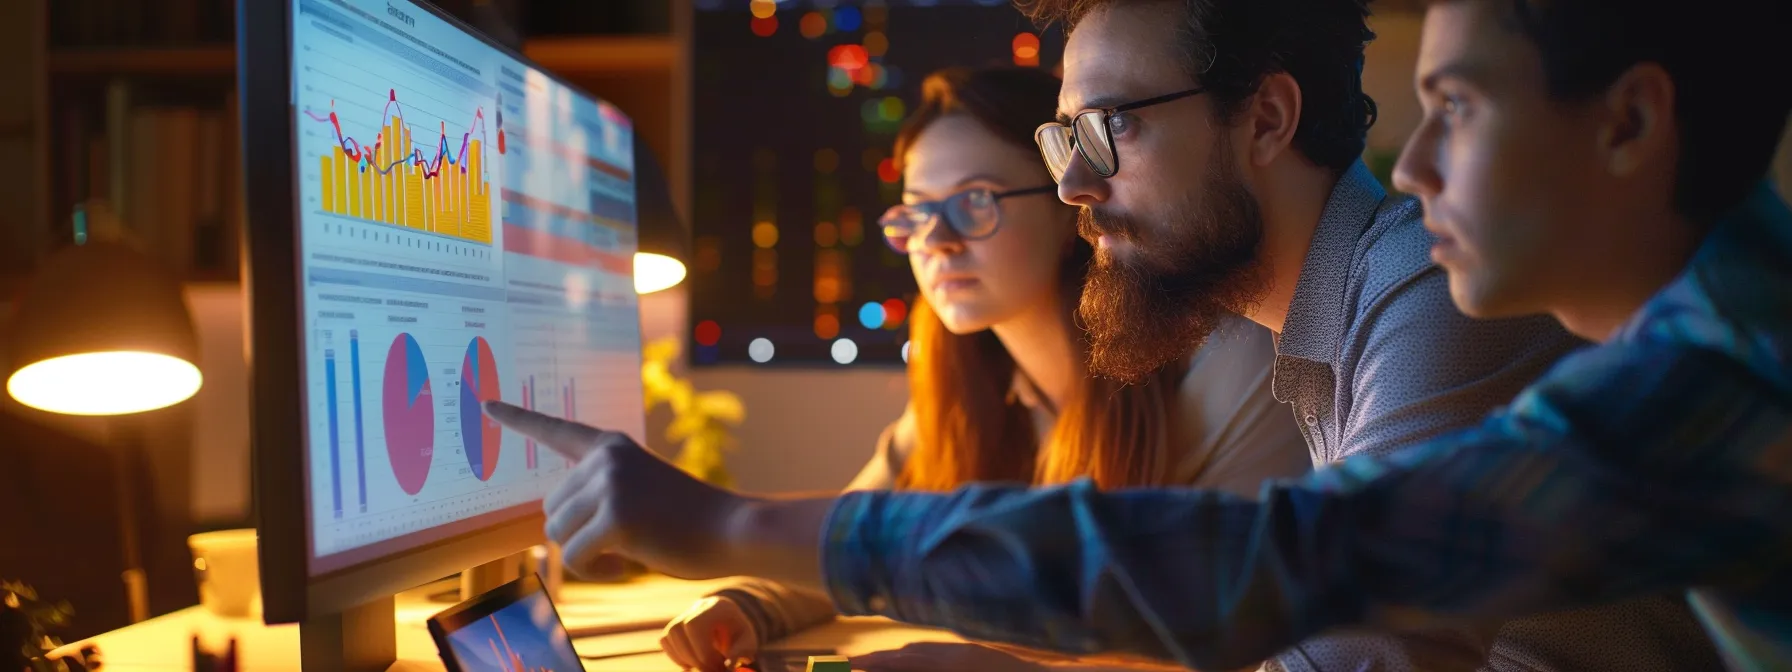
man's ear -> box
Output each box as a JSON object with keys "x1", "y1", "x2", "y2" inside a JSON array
[
  {"x1": 1598, "y1": 62, "x2": 1676, "y2": 178},
  {"x1": 1245, "y1": 72, "x2": 1303, "y2": 168}
]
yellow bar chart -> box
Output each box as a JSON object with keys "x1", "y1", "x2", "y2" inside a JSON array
[{"x1": 317, "y1": 115, "x2": 493, "y2": 245}]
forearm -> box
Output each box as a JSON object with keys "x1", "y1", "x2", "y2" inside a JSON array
[
  {"x1": 711, "y1": 579, "x2": 839, "y2": 645},
  {"x1": 718, "y1": 495, "x2": 837, "y2": 592},
  {"x1": 820, "y1": 481, "x2": 1321, "y2": 669}
]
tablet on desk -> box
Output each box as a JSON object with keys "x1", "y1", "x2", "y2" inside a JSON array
[{"x1": 427, "y1": 574, "x2": 584, "y2": 672}]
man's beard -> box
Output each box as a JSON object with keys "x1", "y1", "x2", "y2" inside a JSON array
[{"x1": 1076, "y1": 152, "x2": 1268, "y2": 384}]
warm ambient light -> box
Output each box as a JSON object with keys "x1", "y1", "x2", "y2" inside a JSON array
[
  {"x1": 8, "y1": 351, "x2": 203, "y2": 416},
  {"x1": 635, "y1": 252, "x2": 687, "y2": 294}
]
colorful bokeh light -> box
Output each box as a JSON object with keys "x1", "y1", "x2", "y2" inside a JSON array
[
  {"x1": 1012, "y1": 33, "x2": 1040, "y2": 59},
  {"x1": 878, "y1": 96, "x2": 905, "y2": 121},
  {"x1": 833, "y1": 6, "x2": 862, "y2": 31},
  {"x1": 877, "y1": 157, "x2": 900, "y2": 183},
  {"x1": 859, "y1": 302, "x2": 886, "y2": 329},
  {"x1": 828, "y1": 66, "x2": 854, "y2": 95},
  {"x1": 831, "y1": 338, "x2": 859, "y2": 364},
  {"x1": 814, "y1": 313, "x2": 841, "y2": 339},
  {"x1": 695, "y1": 320, "x2": 722, "y2": 347},
  {"x1": 829, "y1": 44, "x2": 868, "y2": 71},
  {"x1": 881, "y1": 298, "x2": 908, "y2": 328},
  {"x1": 800, "y1": 11, "x2": 828, "y2": 39},
  {"x1": 748, "y1": 338, "x2": 775, "y2": 363},
  {"x1": 752, "y1": 222, "x2": 779, "y2": 248},
  {"x1": 864, "y1": 31, "x2": 889, "y2": 57},
  {"x1": 840, "y1": 207, "x2": 864, "y2": 245}
]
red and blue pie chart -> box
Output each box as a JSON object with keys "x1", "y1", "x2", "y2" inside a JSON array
[
  {"x1": 460, "y1": 336, "x2": 502, "y2": 481},
  {"x1": 381, "y1": 333, "x2": 434, "y2": 496}
]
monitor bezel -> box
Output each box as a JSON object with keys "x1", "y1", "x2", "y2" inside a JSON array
[{"x1": 240, "y1": 0, "x2": 641, "y2": 624}]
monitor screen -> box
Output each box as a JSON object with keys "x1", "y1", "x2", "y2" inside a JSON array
[{"x1": 289, "y1": 0, "x2": 646, "y2": 576}]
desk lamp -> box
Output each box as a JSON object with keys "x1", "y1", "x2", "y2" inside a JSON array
[{"x1": 5, "y1": 226, "x2": 204, "y2": 624}]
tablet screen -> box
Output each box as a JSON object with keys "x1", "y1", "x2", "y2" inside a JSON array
[{"x1": 439, "y1": 588, "x2": 583, "y2": 671}]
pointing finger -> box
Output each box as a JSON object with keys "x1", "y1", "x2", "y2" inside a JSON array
[{"x1": 484, "y1": 400, "x2": 605, "y2": 460}]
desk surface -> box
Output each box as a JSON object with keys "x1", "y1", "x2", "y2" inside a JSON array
[{"x1": 67, "y1": 575, "x2": 962, "y2": 671}]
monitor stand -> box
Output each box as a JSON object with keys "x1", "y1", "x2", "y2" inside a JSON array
[
  {"x1": 461, "y1": 549, "x2": 527, "y2": 599},
  {"x1": 297, "y1": 551, "x2": 529, "y2": 672},
  {"x1": 299, "y1": 597, "x2": 395, "y2": 672}
]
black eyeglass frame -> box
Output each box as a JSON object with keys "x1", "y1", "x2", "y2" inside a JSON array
[
  {"x1": 879, "y1": 184, "x2": 1058, "y2": 254},
  {"x1": 1035, "y1": 87, "x2": 1207, "y2": 180}
]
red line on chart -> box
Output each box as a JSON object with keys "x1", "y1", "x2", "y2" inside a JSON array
[{"x1": 302, "y1": 88, "x2": 507, "y2": 179}]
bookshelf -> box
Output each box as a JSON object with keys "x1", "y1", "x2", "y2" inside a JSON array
[{"x1": 15, "y1": 3, "x2": 685, "y2": 291}]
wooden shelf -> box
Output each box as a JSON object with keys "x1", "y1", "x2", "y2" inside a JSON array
[
  {"x1": 49, "y1": 45, "x2": 235, "y2": 76},
  {"x1": 48, "y1": 35, "x2": 675, "y2": 78},
  {"x1": 523, "y1": 35, "x2": 676, "y2": 77}
]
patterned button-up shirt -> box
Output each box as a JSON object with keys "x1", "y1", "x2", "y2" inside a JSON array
[{"x1": 1264, "y1": 165, "x2": 1715, "y2": 670}]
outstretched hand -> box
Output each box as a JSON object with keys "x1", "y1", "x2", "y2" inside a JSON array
[{"x1": 483, "y1": 400, "x2": 747, "y2": 580}]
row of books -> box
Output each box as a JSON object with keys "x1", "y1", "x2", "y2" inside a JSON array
[
  {"x1": 49, "y1": 0, "x2": 235, "y2": 48},
  {"x1": 60, "y1": 82, "x2": 243, "y2": 276}
]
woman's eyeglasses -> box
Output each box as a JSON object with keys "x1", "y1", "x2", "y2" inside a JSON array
[
  {"x1": 879, "y1": 185, "x2": 1057, "y2": 254},
  {"x1": 1034, "y1": 87, "x2": 1206, "y2": 182}
]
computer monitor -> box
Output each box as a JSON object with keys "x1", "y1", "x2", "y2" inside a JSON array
[{"x1": 239, "y1": 0, "x2": 649, "y2": 668}]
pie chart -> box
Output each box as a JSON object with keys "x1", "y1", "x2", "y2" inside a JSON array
[
  {"x1": 382, "y1": 333, "x2": 434, "y2": 496},
  {"x1": 460, "y1": 336, "x2": 502, "y2": 481}
]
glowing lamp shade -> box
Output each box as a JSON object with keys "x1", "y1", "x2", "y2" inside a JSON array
[
  {"x1": 9, "y1": 352, "x2": 202, "y2": 415},
  {"x1": 632, "y1": 129, "x2": 689, "y2": 295},
  {"x1": 634, "y1": 252, "x2": 687, "y2": 294},
  {"x1": 5, "y1": 242, "x2": 202, "y2": 416}
]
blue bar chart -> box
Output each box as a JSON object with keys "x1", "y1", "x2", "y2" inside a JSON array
[
  {"x1": 350, "y1": 330, "x2": 367, "y2": 513},
  {"x1": 326, "y1": 343, "x2": 342, "y2": 519}
]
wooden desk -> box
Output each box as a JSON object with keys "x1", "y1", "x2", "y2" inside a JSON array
[{"x1": 65, "y1": 575, "x2": 964, "y2": 671}]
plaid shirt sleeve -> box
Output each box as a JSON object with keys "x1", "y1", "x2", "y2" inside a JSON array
[{"x1": 820, "y1": 339, "x2": 1792, "y2": 670}]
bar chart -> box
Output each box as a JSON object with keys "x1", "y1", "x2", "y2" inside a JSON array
[
  {"x1": 321, "y1": 329, "x2": 372, "y2": 519},
  {"x1": 350, "y1": 330, "x2": 367, "y2": 513},
  {"x1": 310, "y1": 90, "x2": 497, "y2": 245}
]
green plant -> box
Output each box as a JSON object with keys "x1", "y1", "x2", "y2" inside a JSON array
[
  {"x1": 1, "y1": 581, "x2": 96, "y2": 672},
  {"x1": 641, "y1": 337, "x2": 746, "y2": 488}
]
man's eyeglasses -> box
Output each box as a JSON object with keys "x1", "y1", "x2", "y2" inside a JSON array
[
  {"x1": 1034, "y1": 87, "x2": 1206, "y2": 182},
  {"x1": 879, "y1": 185, "x2": 1057, "y2": 253}
]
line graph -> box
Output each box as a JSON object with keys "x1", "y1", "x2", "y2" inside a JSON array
[{"x1": 308, "y1": 89, "x2": 503, "y2": 244}]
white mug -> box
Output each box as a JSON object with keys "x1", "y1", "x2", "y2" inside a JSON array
[{"x1": 188, "y1": 529, "x2": 261, "y2": 618}]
